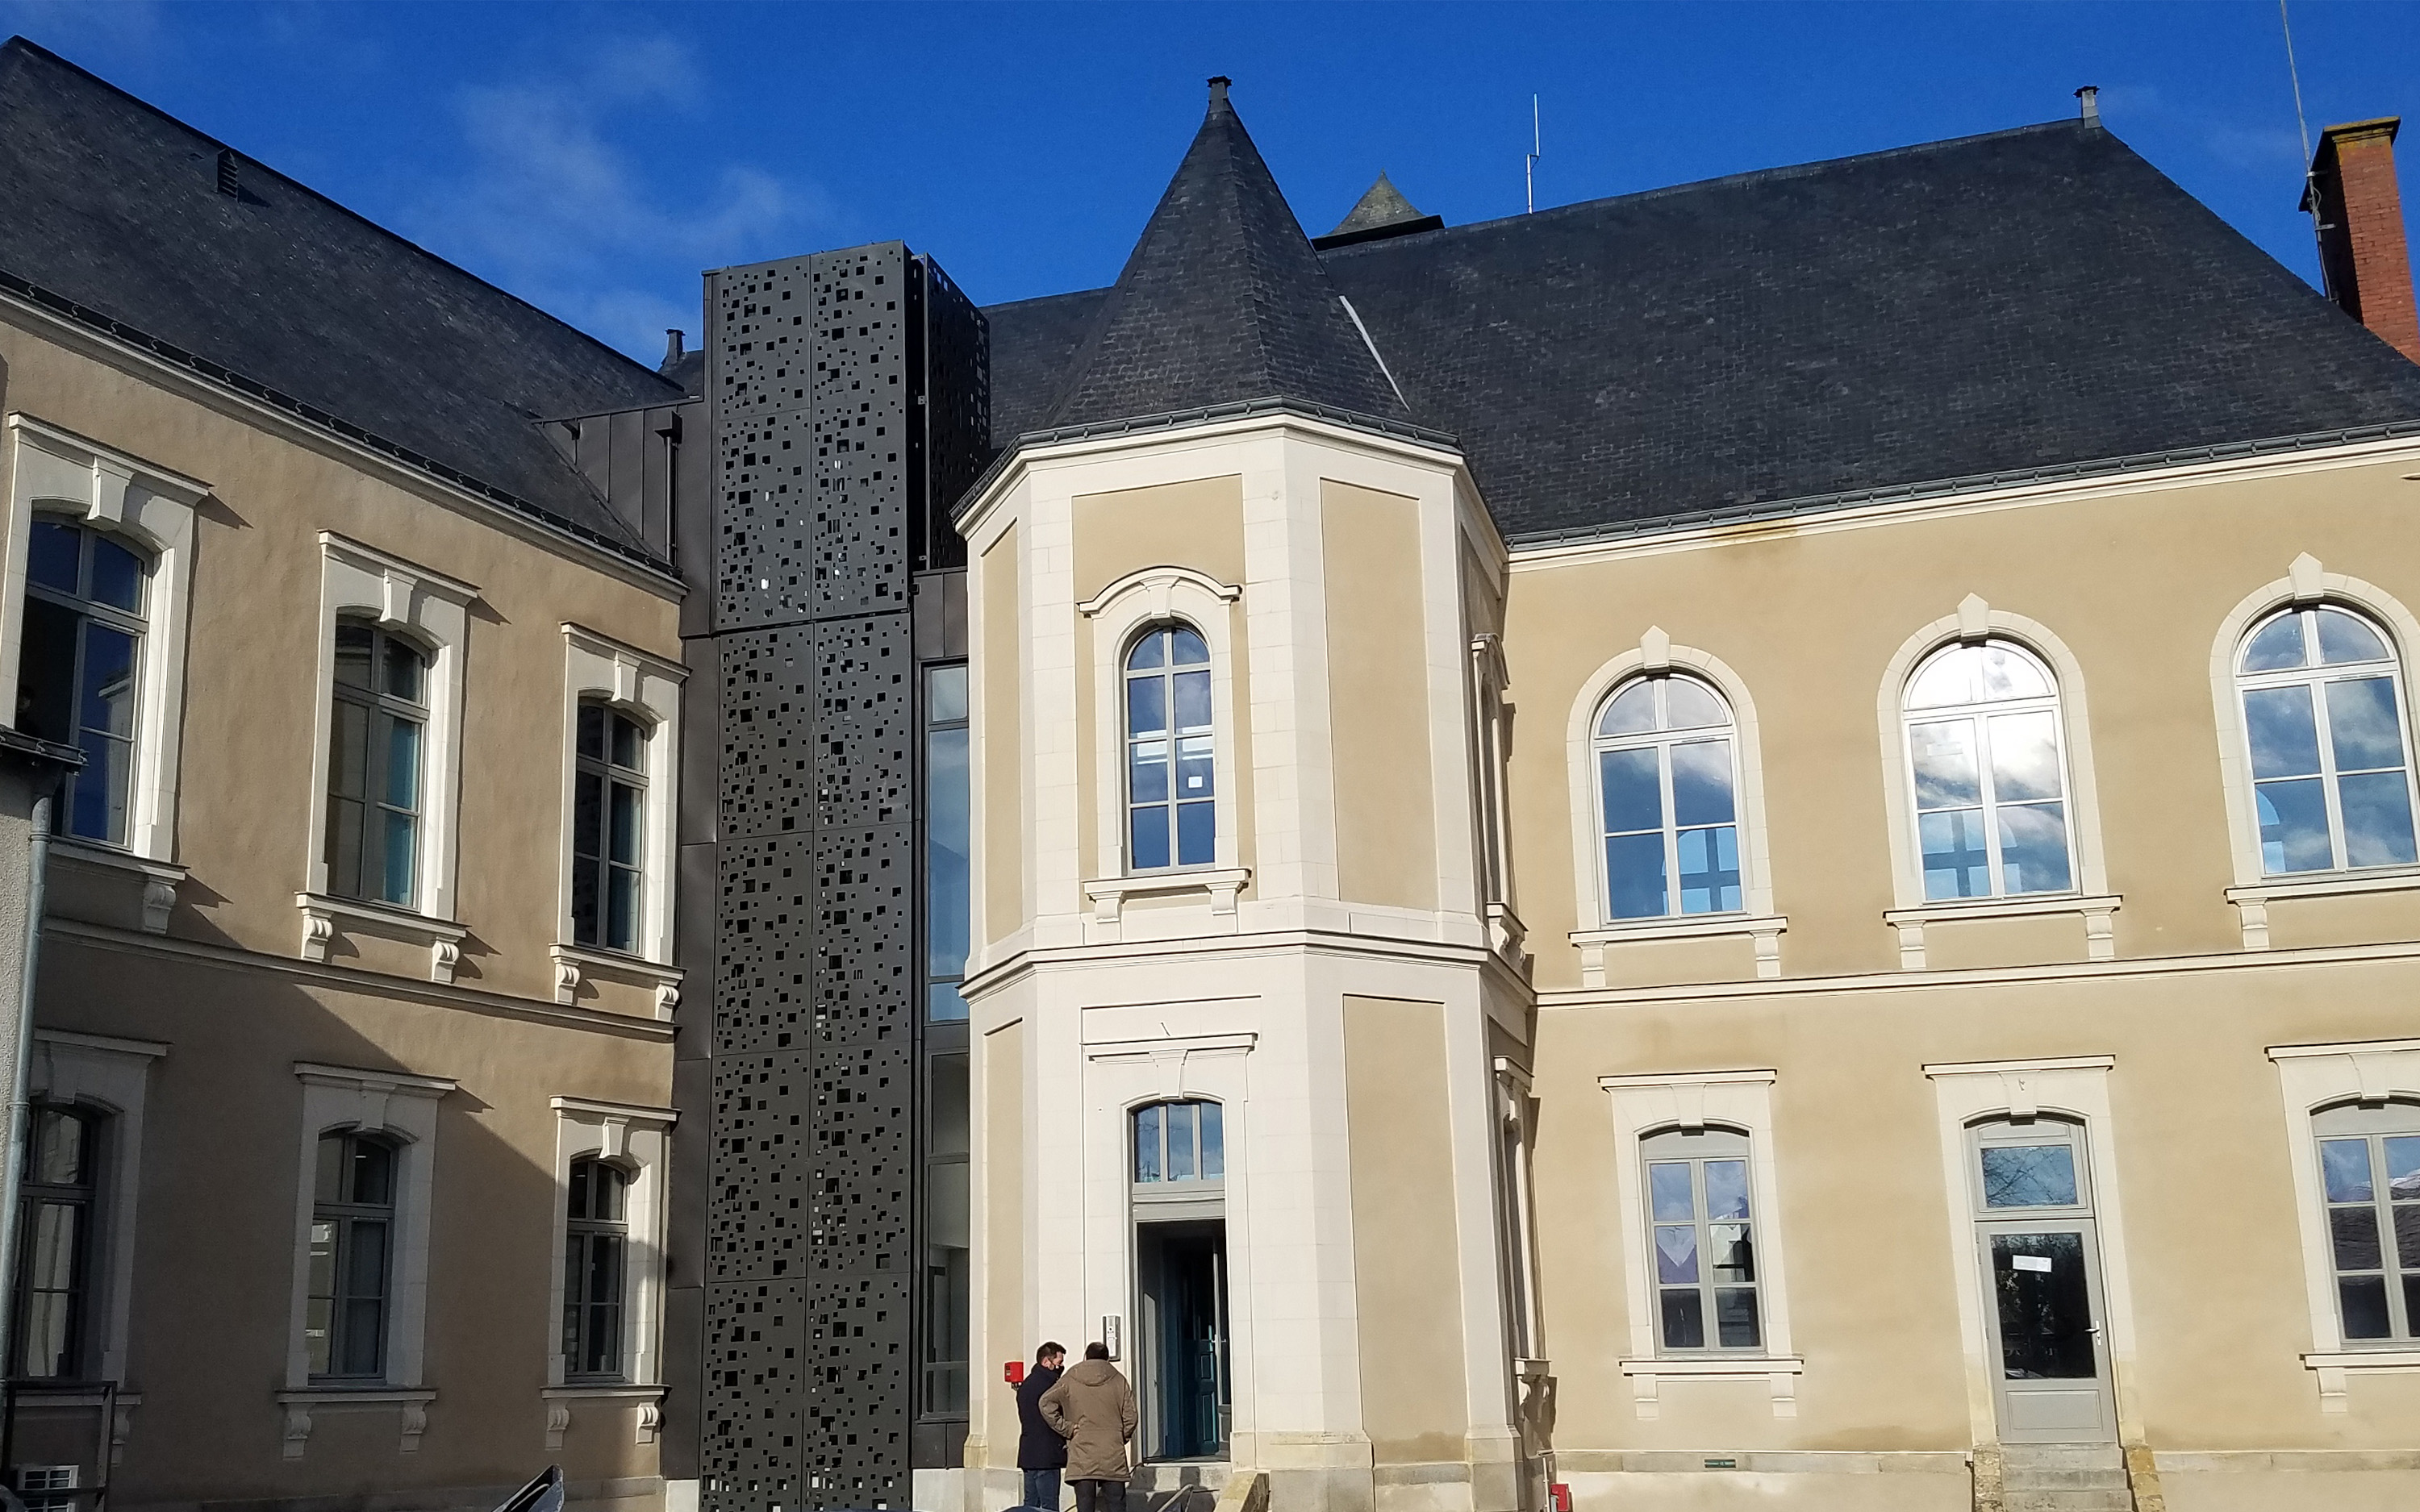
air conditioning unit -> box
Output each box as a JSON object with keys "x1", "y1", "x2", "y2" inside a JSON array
[{"x1": 13, "y1": 1465, "x2": 79, "y2": 1491}]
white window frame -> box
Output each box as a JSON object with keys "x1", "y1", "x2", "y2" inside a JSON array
[
  {"x1": 0, "y1": 416, "x2": 204, "y2": 864},
  {"x1": 551, "y1": 626, "x2": 683, "y2": 1014},
  {"x1": 1076, "y1": 567, "x2": 1249, "y2": 926},
  {"x1": 297, "y1": 535, "x2": 475, "y2": 982},
  {"x1": 1564, "y1": 628, "x2": 1782, "y2": 985},
  {"x1": 24, "y1": 1029, "x2": 164, "y2": 1385},
  {"x1": 1876, "y1": 598, "x2": 2118, "y2": 969},
  {"x1": 1589, "y1": 673, "x2": 1751, "y2": 920},
  {"x1": 2211, "y1": 557, "x2": 2420, "y2": 947},
  {"x1": 277, "y1": 1062, "x2": 452, "y2": 1460},
  {"x1": 540, "y1": 1096, "x2": 673, "y2": 1451},
  {"x1": 1596, "y1": 1068, "x2": 1800, "y2": 1419},
  {"x1": 1921, "y1": 1056, "x2": 2144, "y2": 1449},
  {"x1": 2266, "y1": 1036, "x2": 2420, "y2": 1411}
]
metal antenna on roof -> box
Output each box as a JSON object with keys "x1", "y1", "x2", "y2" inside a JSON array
[
  {"x1": 1525, "y1": 94, "x2": 1542, "y2": 214},
  {"x1": 2279, "y1": 0, "x2": 2334, "y2": 297}
]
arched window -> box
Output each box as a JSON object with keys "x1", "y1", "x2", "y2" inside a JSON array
[
  {"x1": 2311, "y1": 1100, "x2": 2420, "y2": 1343},
  {"x1": 1902, "y1": 640, "x2": 2074, "y2": 900},
  {"x1": 1133, "y1": 1099, "x2": 1225, "y2": 1186},
  {"x1": 10, "y1": 1103, "x2": 99, "y2": 1379},
  {"x1": 1642, "y1": 1126, "x2": 1760, "y2": 1352},
  {"x1": 308, "y1": 1129, "x2": 397, "y2": 1380},
  {"x1": 2236, "y1": 604, "x2": 2417, "y2": 875},
  {"x1": 563, "y1": 1157, "x2": 631, "y2": 1380},
  {"x1": 325, "y1": 618, "x2": 431, "y2": 907},
  {"x1": 1592, "y1": 674, "x2": 1742, "y2": 920},
  {"x1": 18, "y1": 515, "x2": 147, "y2": 844},
  {"x1": 1125, "y1": 624, "x2": 1213, "y2": 871},
  {"x1": 573, "y1": 700, "x2": 650, "y2": 952}
]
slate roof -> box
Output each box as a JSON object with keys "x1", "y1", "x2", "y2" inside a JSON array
[
  {"x1": 983, "y1": 107, "x2": 2420, "y2": 543},
  {"x1": 1036, "y1": 80, "x2": 1409, "y2": 431},
  {"x1": 0, "y1": 39, "x2": 682, "y2": 559}
]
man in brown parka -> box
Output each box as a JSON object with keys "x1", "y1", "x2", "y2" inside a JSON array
[{"x1": 1038, "y1": 1341, "x2": 1137, "y2": 1512}]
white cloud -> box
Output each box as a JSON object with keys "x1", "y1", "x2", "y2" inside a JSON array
[{"x1": 407, "y1": 34, "x2": 829, "y2": 362}]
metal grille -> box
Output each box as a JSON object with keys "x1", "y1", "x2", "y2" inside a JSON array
[
  {"x1": 703, "y1": 240, "x2": 974, "y2": 1511},
  {"x1": 702, "y1": 1280, "x2": 806, "y2": 1502}
]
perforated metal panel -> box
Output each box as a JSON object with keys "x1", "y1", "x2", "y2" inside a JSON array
[
  {"x1": 816, "y1": 617, "x2": 911, "y2": 828},
  {"x1": 806, "y1": 1274, "x2": 911, "y2": 1502},
  {"x1": 703, "y1": 1280, "x2": 805, "y2": 1504},
  {"x1": 702, "y1": 240, "x2": 976, "y2": 1510}
]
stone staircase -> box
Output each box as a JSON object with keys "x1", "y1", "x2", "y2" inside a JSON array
[
  {"x1": 1999, "y1": 1444, "x2": 2133, "y2": 1512},
  {"x1": 1129, "y1": 1461, "x2": 1229, "y2": 1512}
]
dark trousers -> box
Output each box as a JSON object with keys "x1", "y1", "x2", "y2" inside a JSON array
[
  {"x1": 1021, "y1": 1469, "x2": 1063, "y2": 1511},
  {"x1": 1071, "y1": 1478, "x2": 1126, "y2": 1512}
]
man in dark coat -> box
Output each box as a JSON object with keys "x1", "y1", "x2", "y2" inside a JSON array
[{"x1": 1016, "y1": 1341, "x2": 1068, "y2": 1510}]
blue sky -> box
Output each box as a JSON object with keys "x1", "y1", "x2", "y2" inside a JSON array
[{"x1": 8, "y1": 1, "x2": 2416, "y2": 365}]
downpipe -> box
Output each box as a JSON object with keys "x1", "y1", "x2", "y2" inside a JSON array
[{"x1": 0, "y1": 792, "x2": 56, "y2": 1385}]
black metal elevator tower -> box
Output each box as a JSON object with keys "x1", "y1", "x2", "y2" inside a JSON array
[{"x1": 681, "y1": 242, "x2": 985, "y2": 1512}]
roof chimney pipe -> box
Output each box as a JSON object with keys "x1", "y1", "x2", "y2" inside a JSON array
[
  {"x1": 2075, "y1": 85, "x2": 2101, "y2": 127},
  {"x1": 2302, "y1": 118, "x2": 2420, "y2": 363},
  {"x1": 1208, "y1": 76, "x2": 1231, "y2": 108},
  {"x1": 664, "y1": 328, "x2": 685, "y2": 366}
]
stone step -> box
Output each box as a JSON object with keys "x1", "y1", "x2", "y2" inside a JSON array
[{"x1": 2004, "y1": 1492, "x2": 2132, "y2": 1512}]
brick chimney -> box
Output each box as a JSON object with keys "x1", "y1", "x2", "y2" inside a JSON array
[{"x1": 2302, "y1": 118, "x2": 2420, "y2": 362}]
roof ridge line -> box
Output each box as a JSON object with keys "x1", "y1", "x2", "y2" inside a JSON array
[
  {"x1": 0, "y1": 36, "x2": 684, "y2": 392},
  {"x1": 1322, "y1": 119, "x2": 2088, "y2": 256}
]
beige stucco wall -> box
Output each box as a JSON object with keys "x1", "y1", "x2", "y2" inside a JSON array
[
  {"x1": 41, "y1": 935, "x2": 668, "y2": 1498},
  {"x1": 1343, "y1": 994, "x2": 1469, "y2": 1465},
  {"x1": 983, "y1": 523, "x2": 1024, "y2": 945},
  {"x1": 0, "y1": 311, "x2": 679, "y2": 1503},
  {"x1": 1529, "y1": 882, "x2": 2420, "y2": 1464},
  {"x1": 1508, "y1": 453, "x2": 2420, "y2": 1497},
  {"x1": 1324, "y1": 483, "x2": 1437, "y2": 913},
  {"x1": 1067, "y1": 477, "x2": 1255, "y2": 885},
  {"x1": 1072, "y1": 476, "x2": 1245, "y2": 604},
  {"x1": 1507, "y1": 452, "x2": 2420, "y2": 985},
  {"x1": 981, "y1": 1018, "x2": 1025, "y2": 1472}
]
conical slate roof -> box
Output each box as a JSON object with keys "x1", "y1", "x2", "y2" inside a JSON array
[
  {"x1": 1327, "y1": 173, "x2": 1425, "y2": 237},
  {"x1": 1040, "y1": 77, "x2": 1410, "y2": 431}
]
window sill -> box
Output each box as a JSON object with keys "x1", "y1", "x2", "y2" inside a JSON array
[
  {"x1": 2302, "y1": 1349, "x2": 2420, "y2": 1413},
  {"x1": 48, "y1": 838, "x2": 184, "y2": 934},
  {"x1": 1882, "y1": 893, "x2": 2120, "y2": 970},
  {"x1": 1083, "y1": 867, "x2": 1251, "y2": 925},
  {"x1": 296, "y1": 892, "x2": 468, "y2": 983},
  {"x1": 1570, "y1": 914, "x2": 1785, "y2": 988},
  {"x1": 2228, "y1": 868, "x2": 2420, "y2": 950},
  {"x1": 544, "y1": 1382, "x2": 664, "y2": 1448},
  {"x1": 549, "y1": 943, "x2": 681, "y2": 1018},
  {"x1": 276, "y1": 1387, "x2": 434, "y2": 1459},
  {"x1": 1617, "y1": 1355, "x2": 1803, "y2": 1422}
]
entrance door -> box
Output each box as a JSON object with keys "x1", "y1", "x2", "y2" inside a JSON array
[
  {"x1": 1136, "y1": 1219, "x2": 1229, "y2": 1460},
  {"x1": 1967, "y1": 1119, "x2": 2117, "y2": 1443}
]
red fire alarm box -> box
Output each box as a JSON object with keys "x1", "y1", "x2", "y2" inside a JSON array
[
  {"x1": 1004, "y1": 1360, "x2": 1025, "y2": 1385},
  {"x1": 1550, "y1": 1485, "x2": 1571, "y2": 1512}
]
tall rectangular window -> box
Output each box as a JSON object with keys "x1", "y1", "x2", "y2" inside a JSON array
[
  {"x1": 307, "y1": 1131, "x2": 394, "y2": 1379},
  {"x1": 10, "y1": 1106, "x2": 97, "y2": 1379},
  {"x1": 925, "y1": 664, "x2": 970, "y2": 1022},
  {"x1": 325, "y1": 621, "x2": 428, "y2": 908},
  {"x1": 573, "y1": 702, "x2": 649, "y2": 952},
  {"x1": 1642, "y1": 1127, "x2": 1762, "y2": 1352},
  {"x1": 2314, "y1": 1102, "x2": 2420, "y2": 1342},
  {"x1": 562, "y1": 1158, "x2": 629, "y2": 1380},
  {"x1": 923, "y1": 1052, "x2": 969, "y2": 1415},
  {"x1": 18, "y1": 517, "x2": 146, "y2": 845}
]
